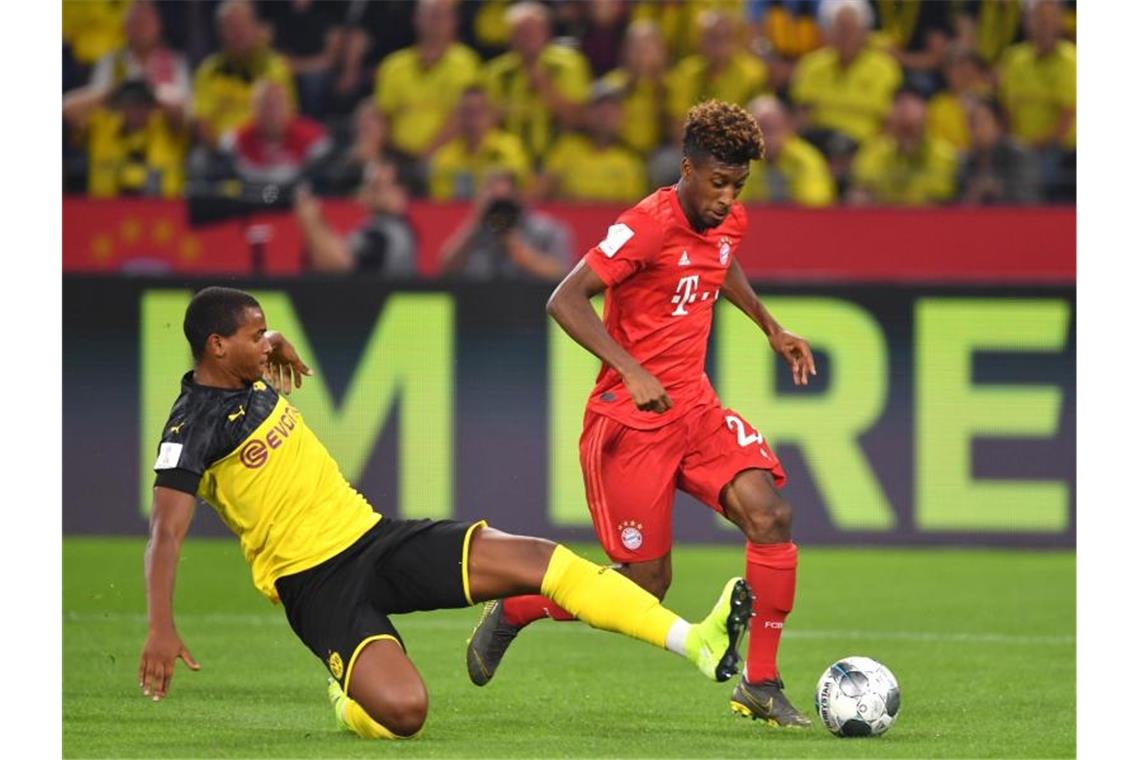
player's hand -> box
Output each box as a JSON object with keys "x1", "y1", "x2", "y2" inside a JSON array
[
  {"x1": 266, "y1": 331, "x2": 313, "y2": 395},
  {"x1": 139, "y1": 627, "x2": 199, "y2": 701},
  {"x1": 622, "y1": 366, "x2": 673, "y2": 414},
  {"x1": 769, "y1": 329, "x2": 816, "y2": 386}
]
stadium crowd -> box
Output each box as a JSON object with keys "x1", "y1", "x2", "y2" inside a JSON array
[{"x1": 62, "y1": 0, "x2": 1076, "y2": 213}]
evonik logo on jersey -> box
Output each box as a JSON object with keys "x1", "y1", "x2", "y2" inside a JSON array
[{"x1": 238, "y1": 404, "x2": 302, "y2": 468}]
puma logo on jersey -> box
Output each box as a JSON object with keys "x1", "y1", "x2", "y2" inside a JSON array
[
  {"x1": 168, "y1": 421, "x2": 184, "y2": 434},
  {"x1": 227, "y1": 405, "x2": 246, "y2": 422},
  {"x1": 678, "y1": 250, "x2": 691, "y2": 266}
]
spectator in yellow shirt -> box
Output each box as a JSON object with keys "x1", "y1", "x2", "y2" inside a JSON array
[
  {"x1": 537, "y1": 81, "x2": 648, "y2": 203},
  {"x1": 63, "y1": 1, "x2": 191, "y2": 130},
  {"x1": 630, "y1": 0, "x2": 747, "y2": 62},
  {"x1": 600, "y1": 20, "x2": 671, "y2": 158},
  {"x1": 790, "y1": 0, "x2": 902, "y2": 149},
  {"x1": 926, "y1": 45, "x2": 992, "y2": 153},
  {"x1": 998, "y1": 0, "x2": 1075, "y2": 150},
  {"x1": 62, "y1": 0, "x2": 129, "y2": 68},
  {"x1": 848, "y1": 87, "x2": 958, "y2": 206},
  {"x1": 429, "y1": 85, "x2": 533, "y2": 201},
  {"x1": 482, "y1": 1, "x2": 592, "y2": 163},
  {"x1": 191, "y1": 0, "x2": 296, "y2": 149},
  {"x1": 374, "y1": 0, "x2": 482, "y2": 159},
  {"x1": 665, "y1": 10, "x2": 769, "y2": 138},
  {"x1": 997, "y1": 0, "x2": 1075, "y2": 201},
  {"x1": 741, "y1": 95, "x2": 835, "y2": 206},
  {"x1": 747, "y1": 0, "x2": 824, "y2": 98},
  {"x1": 72, "y1": 80, "x2": 187, "y2": 198}
]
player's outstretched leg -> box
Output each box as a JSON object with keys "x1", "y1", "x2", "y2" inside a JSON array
[
  {"x1": 466, "y1": 595, "x2": 575, "y2": 686},
  {"x1": 327, "y1": 638, "x2": 429, "y2": 739},
  {"x1": 722, "y1": 469, "x2": 812, "y2": 729},
  {"x1": 465, "y1": 526, "x2": 753, "y2": 683}
]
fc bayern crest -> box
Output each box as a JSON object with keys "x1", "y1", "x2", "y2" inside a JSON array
[
  {"x1": 718, "y1": 237, "x2": 731, "y2": 266},
  {"x1": 618, "y1": 520, "x2": 644, "y2": 550}
]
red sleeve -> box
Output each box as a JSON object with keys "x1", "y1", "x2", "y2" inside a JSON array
[{"x1": 583, "y1": 210, "x2": 664, "y2": 287}]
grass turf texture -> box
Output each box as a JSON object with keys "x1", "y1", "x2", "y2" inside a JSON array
[{"x1": 64, "y1": 538, "x2": 1074, "y2": 758}]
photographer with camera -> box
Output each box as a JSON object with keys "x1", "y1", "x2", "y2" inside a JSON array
[
  {"x1": 294, "y1": 159, "x2": 417, "y2": 276},
  {"x1": 438, "y1": 168, "x2": 569, "y2": 281}
]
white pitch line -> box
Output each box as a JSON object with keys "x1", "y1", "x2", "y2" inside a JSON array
[{"x1": 62, "y1": 612, "x2": 1073, "y2": 646}]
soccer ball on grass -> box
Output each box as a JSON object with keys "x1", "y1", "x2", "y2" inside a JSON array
[{"x1": 814, "y1": 656, "x2": 900, "y2": 737}]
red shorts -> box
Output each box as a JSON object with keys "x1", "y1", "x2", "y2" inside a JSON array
[{"x1": 578, "y1": 404, "x2": 786, "y2": 564}]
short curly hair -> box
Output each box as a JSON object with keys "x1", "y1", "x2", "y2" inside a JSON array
[{"x1": 682, "y1": 100, "x2": 766, "y2": 165}]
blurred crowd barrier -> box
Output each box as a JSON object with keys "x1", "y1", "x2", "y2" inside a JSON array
[{"x1": 63, "y1": 197, "x2": 1073, "y2": 281}]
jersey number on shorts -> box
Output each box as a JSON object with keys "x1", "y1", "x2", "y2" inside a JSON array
[{"x1": 725, "y1": 414, "x2": 765, "y2": 448}]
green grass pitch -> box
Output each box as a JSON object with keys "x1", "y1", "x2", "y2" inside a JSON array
[{"x1": 63, "y1": 538, "x2": 1074, "y2": 758}]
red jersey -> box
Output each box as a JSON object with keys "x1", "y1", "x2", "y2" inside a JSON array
[
  {"x1": 223, "y1": 117, "x2": 330, "y2": 185},
  {"x1": 583, "y1": 186, "x2": 748, "y2": 429}
]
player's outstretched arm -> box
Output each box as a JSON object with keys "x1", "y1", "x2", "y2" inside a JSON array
[
  {"x1": 265, "y1": 330, "x2": 313, "y2": 395},
  {"x1": 139, "y1": 487, "x2": 201, "y2": 702},
  {"x1": 547, "y1": 259, "x2": 672, "y2": 413},
  {"x1": 721, "y1": 257, "x2": 816, "y2": 386}
]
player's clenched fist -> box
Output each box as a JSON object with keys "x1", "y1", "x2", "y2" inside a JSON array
[
  {"x1": 621, "y1": 365, "x2": 673, "y2": 413},
  {"x1": 139, "y1": 628, "x2": 200, "y2": 701}
]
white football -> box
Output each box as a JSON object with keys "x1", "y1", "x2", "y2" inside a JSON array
[{"x1": 815, "y1": 656, "x2": 901, "y2": 737}]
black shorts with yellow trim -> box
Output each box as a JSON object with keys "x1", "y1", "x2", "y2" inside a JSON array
[{"x1": 275, "y1": 516, "x2": 487, "y2": 691}]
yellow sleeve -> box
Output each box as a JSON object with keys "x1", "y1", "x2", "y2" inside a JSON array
[
  {"x1": 791, "y1": 153, "x2": 835, "y2": 207},
  {"x1": 789, "y1": 52, "x2": 820, "y2": 105},
  {"x1": 1056, "y1": 44, "x2": 1076, "y2": 110},
  {"x1": 926, "y1": 141, "x2": 959, "y2": 202},
  {"x1": 85, "y1": 111, "x2": 119, "y2": 198},
  {"x1": 155, "y1": 119, "x2": 188, "y2": 199},
  {"x1": 851, "y1": 139, "x2": 883, "y2": 191},
  {"x1": 192, "y1": 59, "x2": 217, "y2": 126},
  {"x1": 428, "y1": 143, "x2": 459, "y2": 200},
  {"x1": 741, "y1": 55, "x2": 769, "y2": 103},
  {"x1": 481, "y1": 56, "x2": 508, "y2": 106},
  {"x1": 374, "y1": 53, "x2": 402, "y2": 115},
  {"x1": 871, "y1": 55, "x2": 903, "y2": 120},
  {"x1": 555, "y1": 50, "x2": 591, "y2": 105},
  {"x1": 995, "y1": 47, "x2": 1019, "y2": 110},
  {"x1": 499, "y1": 135, "x2": 534, "y2": 189},
  {"x1": 454, "y1": 46, "x2": 483, "y2": 92},
  {"x1": 925, "y1": 95, "x2": 966, "y2": 150},
  {"x1": 665, "y1": 60, "x2": 695, "y2": 121},
  {"x1": 266, "y1": 53, "x2": 298, "y2": 108}
]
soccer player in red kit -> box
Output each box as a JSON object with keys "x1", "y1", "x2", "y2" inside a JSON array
[{"x1": 466, "y1": 100, "x2": 817, "y2": 727}]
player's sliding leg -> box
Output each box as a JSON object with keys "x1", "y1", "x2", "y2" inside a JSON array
[
  {"x1": 468, "y1": 552, "x2": 675, "y2": 686},
  {"x1": 464, "y1": 527, "x2": 753, "y2": 684},
  {"x1": 721, "y1": 469, "x2": 811, "y2": 729},
  {"x1": 326, "y1": 638, "x2": 428, "y2": 739}
]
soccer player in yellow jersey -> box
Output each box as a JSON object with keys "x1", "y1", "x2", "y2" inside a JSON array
[{"x1": 139, "y1": 287, "x2": 755, "y2": 740}]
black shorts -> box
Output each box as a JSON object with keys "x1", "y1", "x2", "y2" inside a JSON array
[{"x1": 275, "y1": 516, "x2": 486, "y2": 690}]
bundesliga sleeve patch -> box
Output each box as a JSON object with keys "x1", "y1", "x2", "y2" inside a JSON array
[
  {"x1": 598, "y1": 223, "x2": 634, "y2": 258},
  {"x1": 154, "y1": 442, "x2": 184, "y2": 470}
]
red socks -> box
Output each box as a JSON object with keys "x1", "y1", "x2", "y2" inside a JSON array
[
  {"x1": 501, "y1": 595, "x2": 576, "y2": 628},
  {"x1": 744, "y1": 541, "x2": 798, "y2": 684}
]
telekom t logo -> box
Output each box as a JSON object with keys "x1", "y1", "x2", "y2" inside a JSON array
[{"x1": 671, "y1": 275, "x2": 701, "y2": 316}]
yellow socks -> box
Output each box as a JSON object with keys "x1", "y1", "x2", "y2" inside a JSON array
[
  {"x1": 342, "y1": 698, "x2": 404, "y2": 740},
  {"x1": 539, "y1": 544, "x2": 691, "y2": 655},
  {"x1": 328, "y1": 678, "x2": 415, "y2": 740}
]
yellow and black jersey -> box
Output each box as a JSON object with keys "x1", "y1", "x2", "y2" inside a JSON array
[{"x1": 153, "y1": 372, "x2": 380, "y2": 603}]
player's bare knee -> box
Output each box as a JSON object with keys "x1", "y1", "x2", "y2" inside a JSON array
[
  {"x1": 362, "y1": 688, "x2": 428, "y2": 738},
  {"x1": 740, "y1": 498, "x2": 792, "y2": 543}
]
